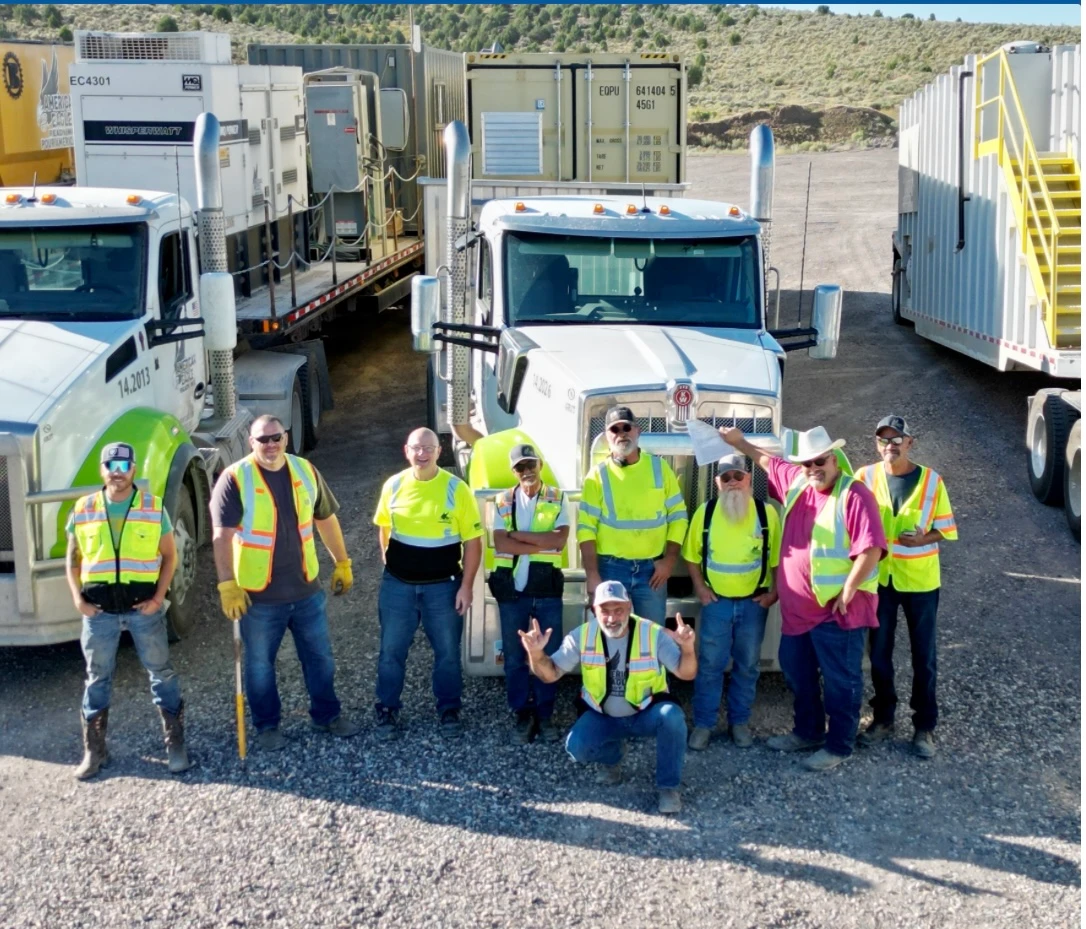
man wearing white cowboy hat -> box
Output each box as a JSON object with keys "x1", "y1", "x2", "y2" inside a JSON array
[{"x1": 721, "y1": 425, "x2": 886, "y2": 772}]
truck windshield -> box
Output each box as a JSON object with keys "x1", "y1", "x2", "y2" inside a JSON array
[
  {"x1": 504, "y1": 232, "x2": 761, "y2": 328},
  {"x1": 0, "y1": 224, "x2": 146, "y2": 321}
]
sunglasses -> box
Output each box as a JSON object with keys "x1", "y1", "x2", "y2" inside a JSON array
[
  {"x1": 608, "y1": 423, "x2": 633, "y2": 435},
  {"x1": 718, "y1": 470, "x2": 747, "y2": 483},
  {"x1": 513, "y1": 460, "x2": 539, "y2": 473},
  {"x1": 407, "y1": 444, "x2": 438, "y2": 453},
  {"x1": 801, "y1": 455, "x2": 831, "y2": 468},
  {"x1": 877, "y1": 436, "x2": 906, "y2": 446},
  {"x1": 253, "y1": 433, "x2": 284, "y2": 445},
  {"x1": 105, "y1": 460, "x2": 132, "y2": 474}
]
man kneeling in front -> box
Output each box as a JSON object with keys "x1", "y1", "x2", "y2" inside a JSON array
[{"x1": 519, "y1": 580, "x2": 697, "y2": 814}]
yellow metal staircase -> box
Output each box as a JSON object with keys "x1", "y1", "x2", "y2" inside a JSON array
[{"x1": 975, "y1": 49, "x2": 1081, "y2": 351}]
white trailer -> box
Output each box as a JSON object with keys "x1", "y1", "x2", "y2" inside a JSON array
[{"x1": 893, "y1": 41, "x2": 1081, "y2": 538}]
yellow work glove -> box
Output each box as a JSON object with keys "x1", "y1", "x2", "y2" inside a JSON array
[
  {"x1": 331, "y1": 559, "x2": 353, "y2": 595},
  {"x1": 218, "y1": 580, "x2": 251, "y2": 621}
]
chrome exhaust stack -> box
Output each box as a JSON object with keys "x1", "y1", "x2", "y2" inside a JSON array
[
  {"x1": 749, "y1": 123, "x2": 775, "y2": 268},
  {"x1": 444, "y1": 120, "x2": 472, "y2": 438}
]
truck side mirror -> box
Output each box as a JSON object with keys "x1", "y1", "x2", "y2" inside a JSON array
[
  {"x1": 808, "y1": 284, "x2": 842, "y2": 360},
  {"x1": 411, "y1": 275, "x2": 440, "y2": 353},
  {"x1": 496, "y1": 328, "x2": 538, "y2": 414}
]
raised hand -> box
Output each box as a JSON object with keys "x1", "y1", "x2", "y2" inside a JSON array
[
  {"x1": 518, "y1": 617, "x2": 552, "y2": 655},
  {"x1": 665, "y1": 612, "x2": 696, "y2": 650}
]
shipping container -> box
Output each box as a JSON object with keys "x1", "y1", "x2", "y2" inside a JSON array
[
  {"x1": 0, "y1": 40, "x2": 75, "y2": 186},
  {"x1": 247, "y1": 36, "x2": 466, "y2": 234},
  {"x1": 465, "y1": 51, "x2": 686, "y2": 184}
]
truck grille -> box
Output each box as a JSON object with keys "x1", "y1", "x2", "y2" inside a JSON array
[{"x1": 0, "y1": 456, "x2": 13, "y2": 570}]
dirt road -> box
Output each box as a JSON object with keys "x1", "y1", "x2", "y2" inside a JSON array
[{"x1": 0, "y1": 148, "x2": 1078, "y2": 929}]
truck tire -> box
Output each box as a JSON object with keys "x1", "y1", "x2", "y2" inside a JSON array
[
  {"x1": 298, "y1": 361, "x2": 322, "y2": 451},
  {"x1": 166, "y1": 488, "x2": 200, "y2": 642},
  {"x1": 287, "y1": 374, "x2": 305, "y2": 456},
  {"x1": 1064, "y1": 419, "x2": 1081, "y2": 541},
  {"x1": 1027, "y1": 393, "x2": 1077, "y2": 506}
]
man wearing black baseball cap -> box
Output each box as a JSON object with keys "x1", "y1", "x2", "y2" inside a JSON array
[
  {"x1": 577, "y1": 405, "x2": 689, "y2": 625},
  {"x1": 66, "y1": 442, "x2": 192, "y2": 779}
]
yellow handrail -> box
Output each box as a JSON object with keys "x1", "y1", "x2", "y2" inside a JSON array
[{"x1": 974, "y1": 47, "x2": 1074, "y2": 349}]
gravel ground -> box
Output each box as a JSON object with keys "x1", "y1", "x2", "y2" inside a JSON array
[{"x1": 0, "y1": 148, "x2": 1079, "y2": 929}]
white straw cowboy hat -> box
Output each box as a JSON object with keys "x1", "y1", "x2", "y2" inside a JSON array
[{"x1": 782, "y1": 426, "x2": 846, "y2": 464}]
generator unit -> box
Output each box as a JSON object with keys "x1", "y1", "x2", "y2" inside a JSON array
[{"x1": 68, "y1": 30, "x2": 307, "y2": 297}]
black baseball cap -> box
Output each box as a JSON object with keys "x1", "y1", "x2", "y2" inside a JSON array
[
  {"x1": 875, "y1": 415, "x2": 912, "y2": 437},
  {"x1": 605, "y1": 406, "x2": 636, "y2": 428},
  {"x1": 100, "y1": 442, "x2": 135, "y2": 464}
]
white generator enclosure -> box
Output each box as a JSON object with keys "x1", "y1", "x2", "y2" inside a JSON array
[
  {"x1": 69, "y1": 31, "x2": 307, "y2": 296},
  {"x1": 894, "y1": 42, "x2": 1081, "y2": 377}
]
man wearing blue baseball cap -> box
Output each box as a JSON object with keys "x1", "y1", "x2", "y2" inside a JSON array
[
  {"x1": 519, "y1": 579, "x2": 697, "y2": 814},
  {"x1": 66, "y1": 442, "x2": 192, "y2": 779}
]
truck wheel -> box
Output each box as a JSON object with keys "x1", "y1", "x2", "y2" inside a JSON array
[
  {"x1": 166, "y1": 488, "x2": 200, "y2": 642},
  {"x1": 1064, "y1": 420, "x2": 1081, "y2": 541},
  {"x1": 298, "y1": 361, "x2": 322, "y2": 451},
  {"x1": 891, "y1": 256, "x2": 910, "y2": 326},
  {"x1": 1027, "y1": 394, "x2": 1077, "y2": 506},
  {"x1": 287, "y1": 374, "x2": 305, "y2": 455}
]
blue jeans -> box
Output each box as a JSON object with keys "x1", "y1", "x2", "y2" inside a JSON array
[
  {"x1": 692, "y1": 596, "x2": 768, "y2": 729},
  {"x1": 778, "y1": 620, "x2": 866, "y2": 757},
  {"x1": 376, "y1": 571, "x2": 463, "y2": 715},
  {"x1": 598, "y1": 555, "x2": 667, "y2": 624},
  {"x1": 498, "y1": 592, "x2": 562, "y2": 719},
  {"x1": 240, "y1": 590, "x2": 341, "y2": 732},
  {"x1": 80, "y1": 609, "x2": 181, "y2": 719},
  {"x1": 565, "y1": 702, "x2": 687, "y2": 789},
  {"x1": 870, "y1": 583, "x2": 939, "y2": 731}
]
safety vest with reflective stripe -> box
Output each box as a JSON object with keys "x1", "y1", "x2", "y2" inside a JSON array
[
  {"x1": 72, "y1": 490, "x2": 163, "y2": 586},
  {"x1": 856, "y1": 463, "x2": 956, "y2": 592},
  {"x1": 493, "y1": 485, "x2": 564, "y2": 569},
  {"x1": 699, "y1": 499, "x2": 777, "y2": 598},
  {"x1": 578, "y1": 453, "x2": 687, "y2": 559},
  {"x1": 229, "y1": 454, "x2": 320, "y2": 592},
  {"x1": 387, "y1": 469, "x2": 467, "y2": 548},
  {"x1": 783, "y1": 472, "x2": 879, "y2": 607},
  {"x1": 578, "y1": 616, "x2": 669, "y2": 713}
]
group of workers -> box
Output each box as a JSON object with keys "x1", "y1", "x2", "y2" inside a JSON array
[{"x1": 66, "y1": 405, "x2": 955, "y2": 816}]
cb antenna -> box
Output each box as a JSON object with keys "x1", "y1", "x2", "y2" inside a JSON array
[
  {"x1": 796, "y1": 161, "x2": 812, "y2": 324},
  {"x1": 641, "y1": 181, "x2": 649, "y2": 213}
]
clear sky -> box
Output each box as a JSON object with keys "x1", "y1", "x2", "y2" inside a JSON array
[{"x1": 761, "y1": 4, "x2": 1083, "y2": 26}]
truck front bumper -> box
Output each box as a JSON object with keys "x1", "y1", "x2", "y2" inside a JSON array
[{"x1": 0, "y1": 569, "x2": 83, "y2": 646}]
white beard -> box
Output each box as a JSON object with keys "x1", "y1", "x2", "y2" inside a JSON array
[
  {"x1": 599, "y1": 621, "x2": 629, "y2": 639},
  {"x1": 720, "y1": 488, "x2": 752, "y2": 522}
]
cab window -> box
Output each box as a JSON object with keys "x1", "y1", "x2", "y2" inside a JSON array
[{"x1": 158, "y1": 231, "x2": 192, "y2": 320}]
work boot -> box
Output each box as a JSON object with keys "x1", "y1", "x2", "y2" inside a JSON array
[
  {"x1": 802, "y1": 748, "x2": 848, "y2": 772},
  {"x1": 311, "y1": 715, "x2": 361, "y2": 738},
  {"x1": 536, "y1": 716, "x2": 562, "y2": 743},
  {"x1": 375, "y1": 706, "x2": 400, "y2": 742},
  {"x1": 657, "y1": 789, "x2": 682, "y2": 814},
  {"x1": 912, "y1": 729, "x2": 936, "y2": 759},
  {"x1": 857, "y1": 722, "x2": 894, "y2": 747},
  {"x1": 688, "y1": 727, "x2": 711, "y2": 751},
  {"x1": 597, "y1": 762, "x2": 624, "y2": 786},
  {"x1": 766, "y1": 732, "x2": 825, "y2": 753},
  {"x1": 512, "y1": 709, "x2": 536, "y2": 745},
  {"x1": 74, "y1": 709, "x2": 110, "y2": 780},
  {"x1": 730, "y1": 724, "x2": 754, "y2": 749},
  {"x1": 256, "y1": 728, "x2": 287, "y2": 752},
  {"x1": 159, "y1": 702, "x2": 194, "y2": 774},
  {"x1": 440, "y1": 708, "x2": 463, "y2": 738}
]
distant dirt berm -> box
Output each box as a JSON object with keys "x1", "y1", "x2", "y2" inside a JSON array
[{"x1": 690, "y1": 104, "x2": 897, "y2": 149}]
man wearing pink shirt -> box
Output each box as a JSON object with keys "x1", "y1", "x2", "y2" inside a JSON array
[{"x1": 721, "y1": 426, "x2": 887, "y2": 771}]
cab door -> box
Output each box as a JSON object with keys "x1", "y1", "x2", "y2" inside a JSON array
[{"x1": 149, "y1": 225, "x2": 206, "y2": 434}]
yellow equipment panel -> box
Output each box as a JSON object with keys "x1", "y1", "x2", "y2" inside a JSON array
[{"x1": 0, "y1": 40, "x2": 75, "y2": 186}]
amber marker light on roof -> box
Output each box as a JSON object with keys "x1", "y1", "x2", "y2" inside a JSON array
[
  {"x1": 5, "y1": 193, "x2": 21, "y2": 204},
  {"x1": 40, "y1": 193, "x2": 57, "y2": 204},
  {"x1": 514, "y1": 201, "x2": 526, "y2": 212},
  {"x1": 626, "y1": 204, "x2": 637, "y2": 214},
  {"x1": 659, "y1": 205, "x2": 670, "y2": 215},
  {"x1": 593, "y1": 203, "x2": 605, "y2": 214},
  {"x1": 728, "y1": 206, "x2": 741, "y2": 216},
  {"x1": 126, "y1": 194, "x2": 142, "y2": 205}
]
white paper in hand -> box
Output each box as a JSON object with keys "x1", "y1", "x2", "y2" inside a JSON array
[{"x1": 687, "y1": 419, "x2": 736, "y2": 467}]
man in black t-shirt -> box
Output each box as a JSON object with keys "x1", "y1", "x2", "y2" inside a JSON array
[{"x1": 211, "y1": 415, "x2": 360, "y2": 751}]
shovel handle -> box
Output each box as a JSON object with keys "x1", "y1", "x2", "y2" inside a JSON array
[{"x1": 232, "y1": 621, "x2": 247, "y2": 761}]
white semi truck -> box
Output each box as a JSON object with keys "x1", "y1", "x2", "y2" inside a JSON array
[
  {"x1": 893, "y1": 42, "x2": 1080, "y2": 538},
  {"x1": 412, "y1": 120, "x2": 844, "y2": 676}
]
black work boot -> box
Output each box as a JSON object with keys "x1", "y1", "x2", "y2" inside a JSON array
[
  {"x1": 159, "y1": 701, "x2": 194, "y2": 774},
  {"x1": 74, "y1": 709, "x2": 110, "y2": 780}
]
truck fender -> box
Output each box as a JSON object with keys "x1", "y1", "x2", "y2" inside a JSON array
[
  {"x1": 164, "y1": 443, "x2": 210, "y2": 544},
  {"x1": 263, "y1": 340, "x2": 334, "y2": 411},
  {"x1": 233, "y1": 349, "x2": 308, "y2": 434}
]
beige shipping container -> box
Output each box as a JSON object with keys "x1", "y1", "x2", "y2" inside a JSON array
[{"x1": 465, "y1": 52, "x2": 685, "y2": 184}]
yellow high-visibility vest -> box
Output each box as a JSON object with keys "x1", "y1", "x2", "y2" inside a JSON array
[
  {"x1": 783, "y1": 472, "x2": 879, "y2": 607},
  {"x1": 685, "y1": 497, "x2": 780, "y2": 598},
  {"x1": 229, "y1": 454, "x2": 320, "y2": 592},
  {"x1": 493, "y1": 485, "x2": 564, "y2": 569},
  {"x1": 856, "y1": 464, "x2": 956, "y2": 592},
  {"x1": 72, "y1": 490, "x2": 163, "y2": 585},
  {"x1": 578, "y1": 616, "x2": 669, "y2": 712}
]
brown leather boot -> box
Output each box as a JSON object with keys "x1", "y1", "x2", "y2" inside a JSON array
[
  {"x1": 74, "y1": 709, "x2": 110, "y2": 780},
  {"x1": 159, "y1": 701, "x2": 193, "y2": 774}
]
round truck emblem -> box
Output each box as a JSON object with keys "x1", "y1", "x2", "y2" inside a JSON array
[
  {"x1": 3, "y1": 52, "x2": 23, "y2": 100},
  {"x1": 673, "y1": 385, "x2": 693, "y2": 408}
]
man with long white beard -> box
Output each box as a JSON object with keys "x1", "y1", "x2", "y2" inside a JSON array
[
  {"x1": 682, "y1": 454, "x2": 781, "y2": 751},
  {"x1": 519, "y1": 580, "x2": 697, "y2": 814}
]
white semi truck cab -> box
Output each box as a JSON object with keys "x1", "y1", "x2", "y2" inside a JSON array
[
  {"x1": 0, "y1": 114, "x2": 309, "y2": 646},
  {"x1": 412, "y1": 121, "x2": 844, "y2": 675}
]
